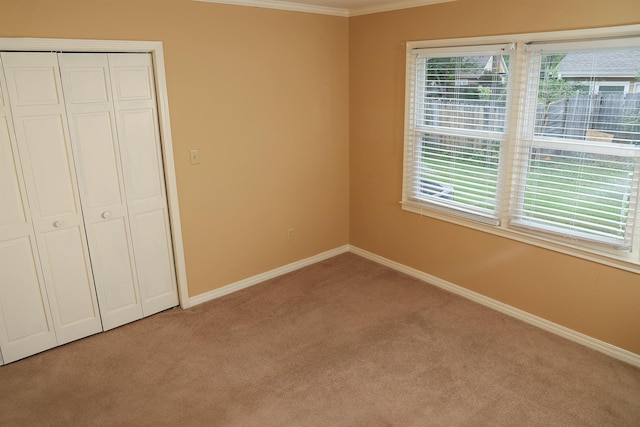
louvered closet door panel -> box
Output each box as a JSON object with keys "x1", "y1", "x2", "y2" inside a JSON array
[
  {"x1": 59, "y1": 53, "x2": 143, "y2": 331},
  {"x1": 109, "y1": 53, "x2": 178, "y2": 316},
  {"x1": 1, "y1": 52, "x2": 102, "y2": 345},
  {"x1": 0, "y1": 57, "x2": 57, "y2": 363}
]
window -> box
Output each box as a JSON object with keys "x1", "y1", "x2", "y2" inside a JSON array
[
  {"x1": 594, "y1": 82, "x2": 629, "y2": 94},
  {"x1": 403, "y1": 27, "x2": 640, "y2": 269},
  {"x1": 404, "y1": 45, "x2": 513, "y2": 224}
]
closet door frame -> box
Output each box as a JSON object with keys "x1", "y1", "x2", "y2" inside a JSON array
[{"x1": 0, "y1": 38, "x2": 189, "y2": 309}]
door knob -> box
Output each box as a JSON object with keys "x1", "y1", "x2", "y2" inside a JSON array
[
  {"x1": 53, "y1": 220, "x2": 64, "y2": 228},
  {"x1": 101, "y1": 211, "x2": 111, "y2": 219}
]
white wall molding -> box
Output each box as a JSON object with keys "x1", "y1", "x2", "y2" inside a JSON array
[
  {"x1": 189, "y1": 245, "x2": 350, "y2": 306},
  {"x1": 195, "y1": 0, "x2": 348, "y2": 17},
  {"x1": 194, "y1": 0, "x2": 455, "y2": 17},
  {"x1": 349, "y1": 0, "x2": 454, "y2": 17},
  {"x1": 188, "y1": 242, "x2": 639, "y2": 367},
  {"x1": 349, "y1": 245, "x2": 640, "y2": 368}
]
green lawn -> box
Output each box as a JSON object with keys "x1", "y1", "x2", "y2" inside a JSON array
[
  {"x1": 522, "y1": 155, "x2": 632, "y2": 238},
  {"x1": 421, "y1": 145, "x2": 634, "y2": 239},
  {"x1": 421, "y1": 142, "x2": 500, "y2": 212}
]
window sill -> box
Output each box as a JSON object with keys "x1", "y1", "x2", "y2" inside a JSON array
[{"x1": 401, "y1": 201, "x2": 640, "y2": 275}]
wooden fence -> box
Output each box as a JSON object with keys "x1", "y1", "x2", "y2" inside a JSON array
[
  {"x1": 426, "y1": 93, "x2": 640, "y2": 144},
  {"x1": 536, "y1": 93, "x2": 640, "y2": 144}
]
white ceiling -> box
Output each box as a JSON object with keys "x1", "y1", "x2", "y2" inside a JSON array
[{"x1": 195, "y1": 0, "x2": 456, "y2": 17}]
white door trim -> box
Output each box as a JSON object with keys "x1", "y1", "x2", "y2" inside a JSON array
[{"x1": 0, "y1": 38, "x2": 190, "y2": 309}]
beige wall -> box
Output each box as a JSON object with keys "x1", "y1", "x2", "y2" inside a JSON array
[
  {"x1": 2, "y1": 0, "x2": 639, "y2": 355},
  {"x1": 349, "y1": 0, "x2": 640, "y2": 354},
  {"x1": 0, "y1": 0, "x2": 350, "y2": 297}
]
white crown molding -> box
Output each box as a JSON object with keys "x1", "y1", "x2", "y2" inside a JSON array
[
  {"x1": 194, "y1": 0, "x2": 349, "y2": 17},
  {"x1": 349, "y1": 245, "x2": 640, "y2": 368},
  {"x1": 349, "y1": 0, "x2": 454, "y2": 17},
  {"x1": 194, "y1": 0, "x2": 456, "y2": 17}
]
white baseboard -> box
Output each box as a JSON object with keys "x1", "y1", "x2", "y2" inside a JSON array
[
  {"x1": 186, "y1": 243, "x2": 639, "y2": 368},
  {"x1": 189, "y1": 245, "x2": 350, "y2": 307},
  {"x1": 349, "y1": 245, "x2": 640, "y2": 369}
]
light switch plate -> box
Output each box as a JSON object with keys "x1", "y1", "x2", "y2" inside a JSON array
[{"x1": 190, "y1": 149, "x2": 200, "y2": 165}]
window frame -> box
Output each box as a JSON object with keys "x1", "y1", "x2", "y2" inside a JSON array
[
  {"x1": 405, "y1": 43, "x2": 515, "y2": 225},
  {"x1": 402, "y1": 25, "x2": 640, "y2": 274}
]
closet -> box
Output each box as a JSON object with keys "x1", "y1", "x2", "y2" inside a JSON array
[{"x1": 0, "y1": 52, "x2": 179, "y2": 365}]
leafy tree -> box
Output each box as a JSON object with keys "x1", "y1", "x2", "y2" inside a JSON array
[
  {"x1": 538, "y1": 54, "x2": 589, "y2": 105},
  {"x1": 537, "y1": 54, "x2": 589, "y2": 133},
  {"x1": 424, "y1": 56, "x2": 484, "y2": 99}
]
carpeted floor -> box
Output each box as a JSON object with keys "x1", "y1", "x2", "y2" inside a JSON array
[{"x1": 1, "y1": 253, "x2": 639, "y2": 426}]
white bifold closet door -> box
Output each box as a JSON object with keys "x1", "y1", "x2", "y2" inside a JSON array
[
  {"x1": 0, "y1": 52, "x2": 102, "y2": 355},
  {"x1": 107, "y1": 54, "x2": 178, "y2": 318},
  {"x1": 0, "y1": 55, "x2": 59, "y2": 363},
  {"x1": 58, "y1": 52, "x2": 178, "y2": 329},
  {"x1": 0, "y1": 51, "x2": 178, "y2": 364}
]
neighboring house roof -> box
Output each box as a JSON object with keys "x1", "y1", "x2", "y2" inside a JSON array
[{"x1": 556, "y1": 50, "x2": 640, "y2": 78}]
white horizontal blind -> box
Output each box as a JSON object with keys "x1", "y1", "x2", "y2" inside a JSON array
[
  {"x1": 403, "y1": 44, "x2": 514, "y2": 223},
  {"x1": 511, "y1": 42, "x2": 640, "y2": 249}
]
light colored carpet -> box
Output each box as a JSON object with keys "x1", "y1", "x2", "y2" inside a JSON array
[{"x1": 1, "y1": 253, "x2": 639, "y2": 426}]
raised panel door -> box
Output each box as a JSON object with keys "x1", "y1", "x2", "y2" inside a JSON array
[
  {"x1": 109, "y1": 53, "x2": 178, "y2": 316},
  {"x1": 1, "y1": 52, "x2": 102, "y2": 345},
  {"x1": 59, "y1": 53, "x2": 144, "y2": 330},
  {"x1": 0, "y1": 56, "x2": 57, "y2": 363}
]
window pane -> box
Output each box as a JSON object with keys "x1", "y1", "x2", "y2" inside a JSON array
[
  {"x1": 520, "y1": 148, "x2": 637, "y2": 246},
  {"x1": 413, "y1": 133, "x2": 501, "y2": 214},
  {"x1": 420, "y1": 54, "x2": 509, "y2": 133},
  {"x1": 535, "y1": 49, "x2": 640, "y2": 145},
  {"x1": 407, "y1": 48, "x2": 512, "y2": 222},
  {"x1": 516, "y1": 45, "x2": 640, "y2": 247}
]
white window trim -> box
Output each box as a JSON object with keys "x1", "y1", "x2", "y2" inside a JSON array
[
  {"x1": 402, "y1": 24, "x2": 640, "y2": 274},
  {"x1": 406, "y1": 43, "x2": 514, "y2": 225}
]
